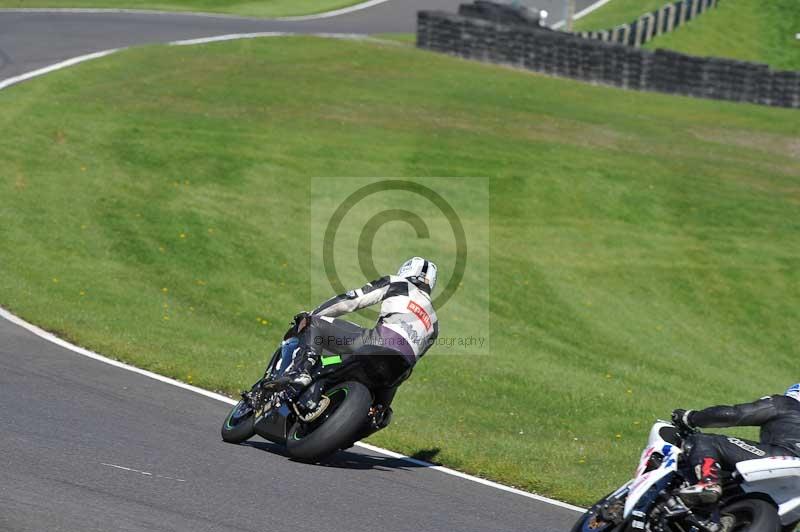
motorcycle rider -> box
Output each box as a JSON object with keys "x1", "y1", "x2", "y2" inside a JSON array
[
  {"x1": 278, "y1": 257, "x2": 439, "y2": 420},
  {"x1": 671, "y1": 383, "x2": 800, "y2": 506}
]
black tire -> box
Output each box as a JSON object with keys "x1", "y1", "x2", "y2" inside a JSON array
[
  {"x1": 722, "y1": 499, "x2": 781, "y2": 532},
  {"x1": 570, "y1": 494, "x2": 624, "y2": 532},
  {"x1": 221, "y1": 399, "x2": 255, "y2": 444},
  {"x1": 286, "y1": 381, "x2": 371, "y2": 462}
]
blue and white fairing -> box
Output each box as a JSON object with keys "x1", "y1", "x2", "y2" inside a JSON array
[{"x1": 623, "y1": 421, "x2": 682, "y2": 518}]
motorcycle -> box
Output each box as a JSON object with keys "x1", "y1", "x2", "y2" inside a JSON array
[
  {"x1": 220, "y1": 320, "x2": 403, "y2": 461},
  {"x1": 572, "y1": 421, "x2": 800, "y2": 532}
]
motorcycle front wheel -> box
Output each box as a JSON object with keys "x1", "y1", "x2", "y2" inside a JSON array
[
  {"x1": 220, "y1": 399, "x2": 256, "y2": 444},
  {"x1": 286, "y1": 380, "x2": 371, "y2": 462}
]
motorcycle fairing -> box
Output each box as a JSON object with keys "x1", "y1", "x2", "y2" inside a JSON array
[
  {"x1": 737, "y1": 456, "x2": 800, "y2": 525},
  {"x1": 624, "y1": 421, "x2": 682, "y2": 518},
  {"x1": 253, "y1": 402, "x2": 291, "y2": 444}
]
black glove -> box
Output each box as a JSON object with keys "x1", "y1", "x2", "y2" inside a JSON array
[
  {"x1": 295, "y1": 311, "x2": 311, "y2": 328},
  {"x1": 294, "y1": 311, "x2": 311, "y2": 332},
  {"x1": 671, "y1": 409, "x2": 695, "y2": 432},
  {"x1": 283, "y1": 311, "x2": 310, "y2": 340}
]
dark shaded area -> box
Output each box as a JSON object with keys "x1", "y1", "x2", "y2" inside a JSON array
[
  {"x1": 410, "y1": 448, "x2": 442, "y2": 464},
  {"x1": 241, "y1": 440, "x2": 441, "y2": 471}
]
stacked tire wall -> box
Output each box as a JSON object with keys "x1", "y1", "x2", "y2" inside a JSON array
[{"x1": 416, "y1": 11, "x2": 800, "y2": 109}]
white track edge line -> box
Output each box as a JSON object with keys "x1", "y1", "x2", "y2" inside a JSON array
[
  {"x1": 169, "y1": 32, "x2": 371, "y2": 45},
  {"x1": 0, "y1": 48, "x2": 120, "y2": 91},
  {"x1": 0, "y1": 7, "x2": 262, "y2": 18},
  {"x1": 0, "y1": 306, "x2": 238, "y2": 404},
  {"x1": 355, "y1": 442, "x2": 584, "y2": 512},
  {"x1": 551, "y1": 0, "x2": 615, "y2": 29},
  {"x1": 0, "y1": 0, "x2": 392, "y2": 20},
  {"x1": 0, "y1": 33, "x2": 389, "y2": 91},
  {"x1": 277, "y1": 0, "x2": 391, "y2": 20},
  {"x1": 0, "y1": 305, "x2": 583, "y2": 512},
  {"x1": 170, "y1": 32, "x2": 292, "y2": 45}
]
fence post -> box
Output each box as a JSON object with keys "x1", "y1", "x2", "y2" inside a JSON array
[
  {"x1": 656, "y1": 4, "x2": 669, "y2": 36},
  {"x1": 679, "y1": 0, "x2": 690, "y2": 24},
  {"x1": 690, "y1": 0, "x2": 700, "y2": 20},
  {"x1": 642, "y1": 13, "x2": 656, "y2": 44},
  {"x1": 621, "y1": 24, "x2": 631, "y2": 44},
  {"x1": 634, "y1": 16, "x2": 645, "y2": 46}
]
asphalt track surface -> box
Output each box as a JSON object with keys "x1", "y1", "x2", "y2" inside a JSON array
[
  {"x1": 0, "y1": 0, "x2": 601, "y2": 530},
  {"x1": 0, "y1": 316, "x2": 581, "y2": 531},
  {"x1": 0, "y1": 0, "x2": 602, "y2": 81}
]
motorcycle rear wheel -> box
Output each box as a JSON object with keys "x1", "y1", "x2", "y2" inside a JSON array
[
  {"x1": 286, "y1": 381, "x2": 371, "y2": 462},
  {"x1": 721, "y1": 499, "x2": 780, "y2": 532}
]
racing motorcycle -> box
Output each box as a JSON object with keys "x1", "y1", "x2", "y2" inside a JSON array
[
  {"x1": 220, "y1": 319, "x2": 402, "y2": 462},
  {"x1": 572, "y1": 421, "x2": 800, "y2": 532}
]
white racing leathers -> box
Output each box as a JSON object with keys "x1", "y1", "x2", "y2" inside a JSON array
[{"x1": 311, "y1": 275, "x2": 439, "y2": 365}]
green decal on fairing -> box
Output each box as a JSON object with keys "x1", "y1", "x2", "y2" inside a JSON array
[{"x1": 321, "y1": 355, "x2": 342, "y2": 367}]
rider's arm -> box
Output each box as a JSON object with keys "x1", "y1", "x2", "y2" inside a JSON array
[
  {"x1": 311, "y1": 277, "x2": 391, "y2": 318},
  {"x1": 689, "y1": 396, "x2": 779, "y2": 428},
  {"x1": 418, "y1": 321, "x2": 439, "y2": 358}
]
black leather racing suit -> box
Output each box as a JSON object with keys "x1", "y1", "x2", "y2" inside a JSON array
[
  {"x1": 684, "y1": 395, "x2": 800, "y2": 475},
  {"x1": 292, "y1": 275, "x2": 439, "y2": 409}
]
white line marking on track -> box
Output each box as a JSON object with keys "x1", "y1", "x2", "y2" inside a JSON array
[
  {"x1": 277, "y1": 0, "x2": 391, "y2": 20},
  {"x1": 551, "y1": 0, "x2": 615, "y2": 29},
  {"x1": 101, "y1": 462, "x2": 186, "y2": 482},
  {"x1": 0, "y1": 33, "x2": 392, "y2": 91},
  {"x1": 0, "y1": 49, "x2": 119, "y2": 91},
  {"x1": 356, "y1": 442, "x2": 585, "y2": 512},
  {"x1": 0, "y1": 7, "x2": 258, "y2": 18},
  {"x1": 0, "y1": 0, "x2": 392, "y2": 19},
  {"x1": 170, "y1": 31, "x2": 291, "y2": 45},
  {"x1": 169, "y1": 32, "x2": 372, "y2": 45},
  {"x1": 0, "y1": 305, "x2": 584, "y2": 512}
]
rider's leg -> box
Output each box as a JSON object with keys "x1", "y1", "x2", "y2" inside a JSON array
[
  {"x1": 680, "y1": 434, "x2": 790, "y2": 505},
  {"x1": 283, "y1": 316, "x2": 369, "y2": 395},
  {"x1": 679, "y1": 434, "x2": 725, "y2": 505}
]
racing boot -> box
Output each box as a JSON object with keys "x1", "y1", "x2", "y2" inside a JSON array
[
  {"x1": 281, "y1": 345, "x2": 318, "y2": 398},
  {"x1": 678, "y1": 458, "x2": 722, "y2": 506}
]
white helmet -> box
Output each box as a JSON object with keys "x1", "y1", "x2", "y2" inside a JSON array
[
  {"x1": 397, "y1": 257, "x2": 437, "y2": 291},
  {"x1": 786, "y1": 383, "x2": 800, "y2": 402}
]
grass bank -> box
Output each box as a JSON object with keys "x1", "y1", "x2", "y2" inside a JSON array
[
  {"x1": 575, "y1": 0, "x2": 665, "y2": 31},
  {"x1": 1, "y1": 37, "x2": 798, "y2": 505},
  {"x1": 0, "y1": 0, "x2": 361, "y2": 18},
  {"x1": 645, "y1": 0, "x2": 800, "y2": 70},
  {"x1": 576, "y1": 0, "x2": 800, "y2": 70}
]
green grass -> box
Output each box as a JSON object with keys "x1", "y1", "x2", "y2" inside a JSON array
[
  {"x1": 372, "y1": 33, "x2": 416, "y2": 45},
  {"x1": 0, "y1": 0, "x2": 361, "y2": 18},
  {"x1": 1, "y1": 37, "x2": 799, "y2": 505},
  {"x1": 645, "y1": 0, "x2": 800, "y2": 70},
  {"x1": 576, "y1": 0, "x2": 800, "y2": 70},
  {"x1": 575, "y1": 0, "x2": 666, "y2": 31}
]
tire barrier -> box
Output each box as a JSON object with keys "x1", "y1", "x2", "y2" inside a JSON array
[
  {"x1": 578, "y1": 0, "x2": 721, "y2": 47},
  {"x1": 416, "y1": 10, "x2": 800, "y2": 109}
]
